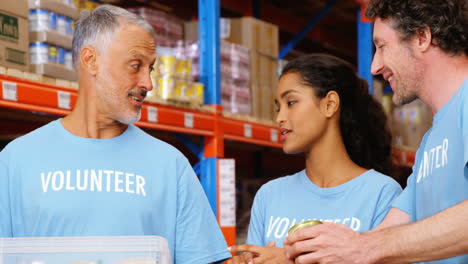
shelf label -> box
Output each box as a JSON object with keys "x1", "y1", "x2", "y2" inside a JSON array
[
  {"x1": 218, "y1": 159, "x2": 236, "y2": 227},
  {"x1": 271, "y1": 129, "x2": 278, "y2": 142},
  {"x1": 184, "y1": 113, "x2": 194, "y2": 128},
  {"x1": 147, "y1": 106, "x2": 158, "y2": 123},
  {"x1": 2, "y1": 81, "x2": 17, "y2": 101},
  {"x1": 244, "y1": 123, "x2": 252, "y2": 138},
  {"x1": 57, "y1": 91, "x2": 71, "y2": 109}
]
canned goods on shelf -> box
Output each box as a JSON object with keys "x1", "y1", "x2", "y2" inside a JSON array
[
  {"x1": 57, "y1": 15, "x2": 67, "y2": 35},
  {"x1": 29, "y1": 9, "x2": 49, "y2": 32},
  {"x1": 157, "y1": 56, "x2": 177, "y2": 77},
  {"x1": 66, "y1": 18, "x2": 74, "y2": 36},
  {"x1": 175, "y1": 59, "x2": 192, "y2": 80},
  {"x1": 48, "y1": 45, "x2": 58, "y2": 64},
  {"x1": 175, "y1": 80, "x2": 189, "y2": 101},
  {"x1": 30, "y1": 42, "x2": 49, "y2": 65},
  {"x1": 48, "y1": 11, "x2": 57, "y2": 31},
  {"x1": 155, "y1": 77, "x2": 176, "y2": 100},
  {"x1": 57, "y1": 47, "x2": 66, "y2": 65},
  {"x1": 187, "y1": 82, "x2": 204, "y2": 105},
  {"x1": 65, "y1": 50, "x2": 73, "y2": 70}
]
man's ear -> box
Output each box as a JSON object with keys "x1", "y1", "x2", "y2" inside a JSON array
[
  {"x1": 80, "y1": 46, "x2": 98, "y2": 75},
  {"x1": 320, "y1": 91, "x2": 340, "y2": 118},
  {"x1": 415, "y1": 26, "x2": 432, "y2": 53}
]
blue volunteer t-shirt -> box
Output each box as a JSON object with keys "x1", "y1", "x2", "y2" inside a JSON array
[
  {"x1": 0, "y1": 119, "x2": 230, "y2": 264},
  {"x1": 246, "y1": 169, "x2": 401, "y2": 247},
  {"x1": 393, "y1": 77, "x2": 468, "y2": 264}
]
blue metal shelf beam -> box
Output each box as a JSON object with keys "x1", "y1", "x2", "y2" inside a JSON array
[
  {"x1": 198, "y1": 0, "x2": 221, "y2": 215},
  {"x1": 279, "y1": 0, "x2": 340, "y2": 60},
  {"x1": 357, "y1": 9, "x2": 374, "y2": 94},
  {"x1": 199, "y1": 0, "x2": 221, "y2": 105}
]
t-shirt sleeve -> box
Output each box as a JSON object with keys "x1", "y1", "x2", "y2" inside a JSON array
[
  {"x1": 392, "y1": 172, "x2": 415, "y2": 217},
  {"x1": 460, "y1": 81, "x2": 468, "y2": 167},
  {"x1": 246, "y1": 185, "x2": 266, "y2": 246},
  {"x1": 174, "y1": 157, "x2": 230, "y2": 264},
  {"x1": 370, "y1": 179, "x2": 402, "y2": 229},
  {"x1": 0, "y1": 152, "x2": 12, "y2": 237}
]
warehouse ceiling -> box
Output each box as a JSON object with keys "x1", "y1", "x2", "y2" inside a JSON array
[{"x1": 107, "y1": 0, "x2": 364, "y2": 63}]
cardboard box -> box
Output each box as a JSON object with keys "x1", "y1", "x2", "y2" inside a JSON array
[
  {"x1": 184, "y1": 21, "x2": 198, "y2": 41},
  {"x1": 228, "y1": 17, "x2": 278, "y2": 58},
  {"x1": 259, "y1": 84, "x2": 274, "y2": 121},
  {"x1": 184, "y1": 18, "x2": 232, "y2": 42},
  {"x1": 250, "y1": 51, "x2": 278, "y2": 86},
  {"x1": 0, "y1": 9, "x2": 29, "y2": 72},
  {"x1": 30, "y1": 63, "x2": 77, "y2": 81},
  {"x1": 186, "y1": 17, "x2": 279, "y2": 58},
  {"x1": 2, "y1": 0, "x2": 28, "y2": 17},
  {"x1": 30, "y1": 31, "x2": 73, "y2": 49}
]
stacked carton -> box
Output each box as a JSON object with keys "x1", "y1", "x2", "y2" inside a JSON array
[
  {"x1": 185, "y1": 40, "x2": 251, "y2": 115},
  {"x1": 184, "y1": 17, "x2": 279, "y2": 121},
  {"x1": 129, "y1": 7, "x2": 184, "y2": 45},
  {"x1": 0, "y1": 0, "x2": 29, "y2": 72},
  {"x1": 227, "y1": 17, "x2": 279, "y2": 122}
]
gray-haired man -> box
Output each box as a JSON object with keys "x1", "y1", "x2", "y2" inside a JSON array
[{"x1": 0, "y1": 5, "x2": 231, "y2": 264}]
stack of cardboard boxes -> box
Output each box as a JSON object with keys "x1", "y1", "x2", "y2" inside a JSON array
[
  {"x1": 185, "y1": 17, "x2": 279, "y2": 122},
  {"x1": 0, "y1": 0, "x2": 29, "y2": 74},
  {"x1": 129, "y1": 7, "x2": 184, "y2": 45},
  {"x1": 227, "y1": 17, "x2": 279, "y2": 122}
]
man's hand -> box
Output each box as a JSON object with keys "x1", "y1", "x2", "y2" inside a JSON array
[
  {"x1": 284, "y1": 222, "x2": 376, "y2": 264},
  {"x1": 227, "y1": 241, "x2": 286, "y2": 264}
]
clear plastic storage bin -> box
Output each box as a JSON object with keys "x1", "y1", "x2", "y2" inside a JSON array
[{"x1": 0, "y1": 236, "x2": 171, "y2": 264}]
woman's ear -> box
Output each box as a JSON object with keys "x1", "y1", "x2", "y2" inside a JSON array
[{"x1": 320, "y1": 91, "x2": 340, "y2": 118}]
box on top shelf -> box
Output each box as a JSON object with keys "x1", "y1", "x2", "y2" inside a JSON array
[
  {"x1": 3, "y1": 0, "x2": 29, "y2": 18},
  {"x1": 129, "y1": 7, "x2": 183, "y2": 45},
  {"x1": 228, "y1": 17, "x2": 279, "y2": 58},
  {"x1": 0, "y1": 1, "x2": 29, "y2": 72},
  {"x1": 184, "y1": 18, "x2": 232, "y2": 42},
  {"x1": 184, "y1": 17, "x2": 279, "y2": 59},
  {"x1": 0, "y1": 236, "x2": 172, "y2": 264}
]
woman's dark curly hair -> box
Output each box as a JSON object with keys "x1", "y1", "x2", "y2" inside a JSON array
[
  {"x1": 281, "y1": 54, "x2": 393, "y2": 175},
  {"x1": 366, "y1": 0, "x2": 468, "y2": 56}
]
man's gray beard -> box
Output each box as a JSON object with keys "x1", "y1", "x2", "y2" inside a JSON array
[{"x1": 117, "y1": 107, "x2": 142, "y2": 125}]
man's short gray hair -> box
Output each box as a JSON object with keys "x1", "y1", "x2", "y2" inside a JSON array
[{"x1": 72, "y1": 4, "x2": 155, "y2": 69}]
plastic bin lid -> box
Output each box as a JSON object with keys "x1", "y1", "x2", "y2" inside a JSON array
[{"x1": 0, "y1": 236, "x2": 171, "y2": 264}]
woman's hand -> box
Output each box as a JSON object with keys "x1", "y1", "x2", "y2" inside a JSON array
[{"x1": 227, "y1": 241, "x2": 287, "y2": 264}]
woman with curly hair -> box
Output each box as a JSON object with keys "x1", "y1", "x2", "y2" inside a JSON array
[
  {"x1": 227, "y1": 53, "x2": 401, "y2": 264},
  {"x1": 285, "y1": 0, "x2": 468, "y2": 263}
]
